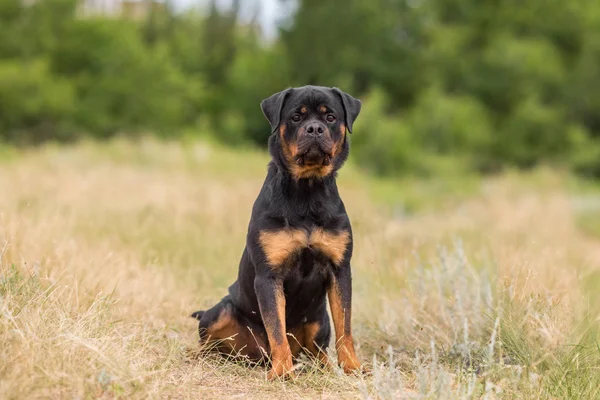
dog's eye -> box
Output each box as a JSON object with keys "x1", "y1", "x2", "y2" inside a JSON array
[
  {"x1": 292, "y1": 114, "x2": 302, "y2": 122},
  {"x1": 326, "y1": 114, "x2": 336, "y2": 122}
]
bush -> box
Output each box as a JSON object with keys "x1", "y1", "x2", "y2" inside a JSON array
[
  {"x1": 466, "y1": 35, "x2": 566, "y2": 114},
  {"x1": 50, "y1": 19, "x2": 188, "y2": 137},
  {"x1": 497, "y1": 95, "x2": 572, "y2": 168},
  {"x1": 352, "y1": 88, "x2": 423, "y2": 176},
  {"x1": 570, "y1": 125, "x2": 600, "y2": 178},
  {"x1": 0, "y1": 59, "x2": 75, "y2": 143},
  {"x1": 408, "y1": 87, "x2": 493, "y2": 173},
  {"x1": 226, "y1": 40, "x2": 293, "y2": 145},
  {"x1": 352, "y1": 87, "x2": 493, "y2": 178}
]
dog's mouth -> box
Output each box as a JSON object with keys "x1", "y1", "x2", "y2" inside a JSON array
[{"x1": 295, "y1": 147, "x2": 332, "y2": 167}]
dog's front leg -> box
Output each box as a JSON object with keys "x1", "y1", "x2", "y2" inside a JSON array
[
  {"x1": 254, "y1": 274, "x2": 293, "y2": 380},
  {"x1": 328, "y1": 264, "x2": 362, "y2": 373}
]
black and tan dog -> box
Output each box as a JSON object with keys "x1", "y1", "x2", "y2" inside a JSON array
[{"x1": 191, "y1": 85, "x2": 363, "y2": 380}]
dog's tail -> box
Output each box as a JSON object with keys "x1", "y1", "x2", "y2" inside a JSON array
[{"x1": 191, "y1": 310, "x2": 205, "y2": 320}]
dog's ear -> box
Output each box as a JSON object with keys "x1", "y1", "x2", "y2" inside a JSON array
[
  {"x1": 261, "y1": 88, "x2": 293, "y2": 133},
  {"x1": 332, "y1": 87, "x2": 362, "y2": 133}
]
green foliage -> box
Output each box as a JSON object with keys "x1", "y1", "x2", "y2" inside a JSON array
[
  {"x1": 409, "y1": 87, "x2": 493, "y2": 173},
  {"x1": 352, "y1": 88, "x2": 419, "y2": 176},
  {"x1": 497, "y1": 96, "x2": 571, "y2": 168},
  {"x1": 0, "y1": 59, "x2": 75, "y2": 142},
  {"x1": 50, "y1": 19, "x2": 189, "y2": 137},
  {"x1": 352, "y1": 87, "x2": 493, "y2": 177},
  {"x1": 1, "y1": 0, "x2": 600, "y2": 178},
  {"x1": 226, "y1": 41, "x2": 292, "y2": 144}
]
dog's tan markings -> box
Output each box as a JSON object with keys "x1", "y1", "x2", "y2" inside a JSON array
[
  {"x1": 266, "y1": 288, "x2": 294, "y2": 380},
  {"x1": 204, "y1": 307, "x2": 267, "y2": 360},
  {"x1": 287, "y1": 322, "x2": 330, "y2": 366},
  {"x1": 300, "y1": 106, "x2": 307, "y2": 114},
  {"x1": 319, "y1": 106, "x2": 327, "y2": 113},
  {"x1": 290, "y1": 159, "x2": 334, "y2": 180},
  {"x1": 280, "y1": 124, "x2": 300, "y2": 176},
  {"x1": 286, "y1": 141, "x2": 298, "y2": 161},
  {"x1": 205, "y1": 307, "x2": 233, "y2": 334},
  {"x1": 328, "y1": 279, "x2": 362, "y2": 373},
  {"x1": 287, "y1": 326, "x2": 306, "y2": 358},
  {"x1": 292, "y1": 164, "x2": 334, "y2": 180},
  {"x1": 292, "y1": 144, "x2": 335, "y2": 179},
  {"x1": 309, "y1": 228, "x2": 350, "y2": 266},
  {"x1": 302, "y1": 321, "x2": 331, "y2": 366},
  {"x1": 331, "y1": 123, "x2": 346, "y2": 158},
  {"x1": 259, "y1": 228, "x2": 348, "y2": 267},
  {"x1": 259, "y1": 229, "x2": 309, "y2": 268},
  {"x1": 281, "y1": 124, "x2": 336, "y2": 180}
]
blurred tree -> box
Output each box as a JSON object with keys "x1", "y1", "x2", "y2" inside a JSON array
[
  {"x1": 0, "y1": 0, "x2": 78, "y2": 59},
  {"x1": 0, "y1": 0, "x2": 599, "y2": 178},
  {"x1": 279, "y1": 0, "x2": 427, "y2": 105},
  {"x1": 0, "y1": 60, "x2": 75, "y2": 143},
  {"x1": 50, "y1": 18, "x2": 187, "y2": 137},
  {"x1": 198, "y1": 0, "x2": 243, "y2": 138}
]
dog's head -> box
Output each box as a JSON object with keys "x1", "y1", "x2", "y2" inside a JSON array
[{"x1": 261, "y1": 85, "x2": 361, "y2": 180}]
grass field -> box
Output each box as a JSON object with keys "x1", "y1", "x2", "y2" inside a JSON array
[{"x1": 2, "y1": 138, "x2": 600, "y2": 399}]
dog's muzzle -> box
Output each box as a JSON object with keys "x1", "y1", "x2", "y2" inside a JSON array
[{"x1": 296, "y1": 122, "x2": 333, "y2": 166}]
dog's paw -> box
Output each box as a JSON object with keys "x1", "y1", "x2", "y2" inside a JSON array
[
  {"x1": 267, "y1": 368, "x2": 296, "y2": 381},
  {"x1": 339, "y1": 356, "x2": 369, "y2": 376},
  {"x1": 267, "y1": 357, "x2": 295, "y2": 381}
]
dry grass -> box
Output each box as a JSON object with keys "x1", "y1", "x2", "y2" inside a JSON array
[{"x1": 1, "y1": 138, "x2": 600, "y2": 399}]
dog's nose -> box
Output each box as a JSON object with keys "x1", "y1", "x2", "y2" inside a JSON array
[{"x1": 305, "y1": 122, "x2": 325, "y2": 136}]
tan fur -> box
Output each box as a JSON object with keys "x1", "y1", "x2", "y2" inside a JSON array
[
  {"x1": 259, "y1": 228, "x2": 350, "y2": 268},
  {"x1": 291, "y1": 164, "x2": 334, "y2": 180},
  {"x1": 331, "y1": 124, "x2": 346, "y2": 158},
  {"x1": 275, "y1": 288, "x2": 287, "y2": 337},
  {"x1": 310, "y1": 228, "x2": 350, "y2": 266},
  {"x1": 204, "y1": 308, "x2": 268, "y2": 359},
  {"x1": 286, "y1": 322, "x2": 330, "y2": 366},
  {"x1": 303, "y1": 322, "x2": 320, "y2": 345},
  {"x1": 302, "y1": 322, "x2": 331, "y2": 366},
  {"x1": 328, "y1": 278, "x2": 362, "y2": 373},
  {"x1": 280, "y1": 124, "x2": 311, "y2": 181},
  {"x1": 280, "y1": 125, "x2": 298, "y2": 159},
  {"x1": 266, "y1": 286, "x2": 294, "y2": 380},
  {"x1": 268, "y1": 344, "x2": 294, "y2": 380},
  {"x1": 328, "y1": 283, "x2": 345, "y2": 340},
  {"x1": 300, "y1": 106, "x2": 307, "y2": 114},
  {"x1": 287, "y1": 326, "x2": 306, "y2": 358},
  {"x1": 280, "y1": 123, "x2": 337, "y2": 180},
  {"x1": 259, "y1": 229, "x2": 308, "y2": 268},
  {"x1": 319, "y1": 106, "x2": 327, "y2": 113},
  {"x1": 207, "y1": 308, "x2": 232, "y2": 333}
]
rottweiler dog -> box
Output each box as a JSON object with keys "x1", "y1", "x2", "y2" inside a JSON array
[{"x1": 191, "y1": 85, "x2": 363, "y2": 380}]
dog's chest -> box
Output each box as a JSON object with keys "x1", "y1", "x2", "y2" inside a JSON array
[
  {"x1": 283, "y1": 246, "x2": 332, "y2": 318},
  {"x1": 258, "y1": 225, "x2": 350, "y2": 269}
]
